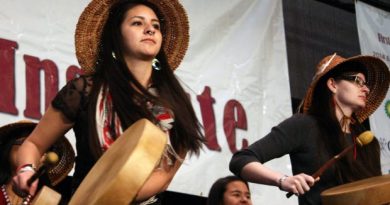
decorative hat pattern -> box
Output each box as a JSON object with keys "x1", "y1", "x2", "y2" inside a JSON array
[
  {"x1": 75, "y1": 0, "x2": 189, "y2": 74},
  {"x1": 301, "y1": 53, "x2": 390, "y2": 122}
]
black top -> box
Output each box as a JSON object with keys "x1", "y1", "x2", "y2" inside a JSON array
[
  {"x1": 52, "y1": 76, "x2": 165, "y2": 205},
  {"x1": 52, "y1": 76, "x2": 95, "y2": 193},
  {"x1": 229, "y1": 114, "x2": 354, "y2": 205}
]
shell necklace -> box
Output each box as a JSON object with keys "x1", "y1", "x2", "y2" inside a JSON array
[{"x1": 1, "y1": 184, "x2": 32, "y2": 205}]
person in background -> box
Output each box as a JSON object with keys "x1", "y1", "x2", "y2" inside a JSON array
[
  {"x1": 229, "y1": 54, "x2": 390, "y2": 205},
  {"x1": 207, "y1": 175, "x2": 252, "y2": 205},
  {"x1": 0, "y1": 121, "x2": 74, "y2": 205},
  {"x1": 13, "y1": 0, "x2": 204, "y2": 204}
]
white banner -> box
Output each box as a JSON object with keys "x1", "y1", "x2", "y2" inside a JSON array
[
  {"x1": 356, "y1": 0, "x2": 390, "y2": 174},
  {"x1": 0, "y1": 1, "x2": 292, "y2": 204}
]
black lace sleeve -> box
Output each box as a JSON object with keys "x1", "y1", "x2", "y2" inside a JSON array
[{"x1": 51, "y1": 76, "x2": 92, "y2": 122}]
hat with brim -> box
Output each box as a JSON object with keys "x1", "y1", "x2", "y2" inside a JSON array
[
  {"x1": 301, "y1": 53, "x2": 390, "y2": 122},
  {"x1": 0, "y1": 121, "x2": 75, "y2": 186},
  {"x1": 75, "y1": 0, "x2": 189, "y2": 74}
]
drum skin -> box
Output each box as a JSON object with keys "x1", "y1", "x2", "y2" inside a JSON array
[
  {"x1": 321, "y1": 174, "x2": 390, "y2": 205},
  {"x1": 31, "y1": 186, "x2": 61, "y2": 205},
  {"x1": 69, "y1": 119, "x2": 167, "y2": 205}
]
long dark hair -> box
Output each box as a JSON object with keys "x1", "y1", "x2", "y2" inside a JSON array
[
  {"x1": 87, "y1": 0, "x2": 204, "y2": 159},
  {"x1": 0, "y1": 139, "x2": 14, "y2": 184},
  {"x1": 0, "y1": 128, "x2": 32, "y2": 184},
  {"x1": 207, "y1": 176, "x2": 250, "y2": 205},
  {"x1": 308, "y1": 62, "x2": 381, "y2": 183}
]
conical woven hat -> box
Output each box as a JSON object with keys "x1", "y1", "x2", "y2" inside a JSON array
[
  {"x1": 301, "y1": 54, "x2": 390, "y2": 122},
  {"x1": 75, "y1": 0, "x2": 189, "y2": 74},
  {"x1": 0, "y1": 121, "x2": 75, "y2": 186}
]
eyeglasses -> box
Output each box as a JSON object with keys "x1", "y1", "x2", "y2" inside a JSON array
[{"x1": 337, "y1": 75, "x2": 368, "y2": 88}]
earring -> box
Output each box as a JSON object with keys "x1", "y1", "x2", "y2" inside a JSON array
[
  {"x1": 152, "y1": 58, "x2": 161, "y2": 70},
  {"x1": 111, "y1": 51, "x2": 117, "y2": 60}
]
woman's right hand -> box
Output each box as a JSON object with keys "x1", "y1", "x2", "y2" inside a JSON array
[
  {"x1": 12, "y1": 169, "x2": 39, "y2": 197},
  {"x1": 279, "y1": 173, "x2": 315, "y2": 195}
]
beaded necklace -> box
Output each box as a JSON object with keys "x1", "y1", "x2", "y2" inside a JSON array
[{"x1": 1, "y1": 184, "x2": 31, "y2": 205}]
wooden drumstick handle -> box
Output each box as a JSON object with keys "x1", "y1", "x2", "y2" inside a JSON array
[
  {"x1": 286, "y1": 131, "x2": 374, "y2": 198},
  {"x1": 27, "y1": 152, "x2": 59, "y2": 186}
]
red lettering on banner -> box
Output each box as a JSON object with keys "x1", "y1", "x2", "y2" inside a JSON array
[
  {"x1": 23, "y1": 55, "x2": 59, "y2": 119},
  {"x1": 197, "y1": 86, "x2": 250, "y2": 153},
  {"x1": 0, "y1": 38, "x2": 18, "y2": 115},
  {"x1": 197, "y1": 86, "x2": 221, "y2": 151},
  {"x1": 1, "y1": 38, "x2": 251, "y2": 153},
  {"x1": 66, "y1": 65, "x2": 83, "y2": 82},
  {"x1": 223, "y1": 100, "x2": 248, "y2": 153}
]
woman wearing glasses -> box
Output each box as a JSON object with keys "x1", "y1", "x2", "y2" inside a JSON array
[{"x1": 229, "y1": 54, "x2": 390, "y2": 205}]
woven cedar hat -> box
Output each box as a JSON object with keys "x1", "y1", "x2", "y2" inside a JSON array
[
  {"x1": 0, "y1": 121, "x2": 75, "y2": 186},
  {"x1": 75, "y1": 0, "x2": 189, "y2": 74},
  {"x1": 301, "y1": 53, "x2": 390, "y2": 122}
]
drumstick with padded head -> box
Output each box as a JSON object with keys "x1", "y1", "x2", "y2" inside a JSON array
[
  {"x1": 27, "y1": 152, "x2": 59, "y2": 186},
  {"x1": 286, "y1": 131, "x2": 374, "y2": 198}
]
